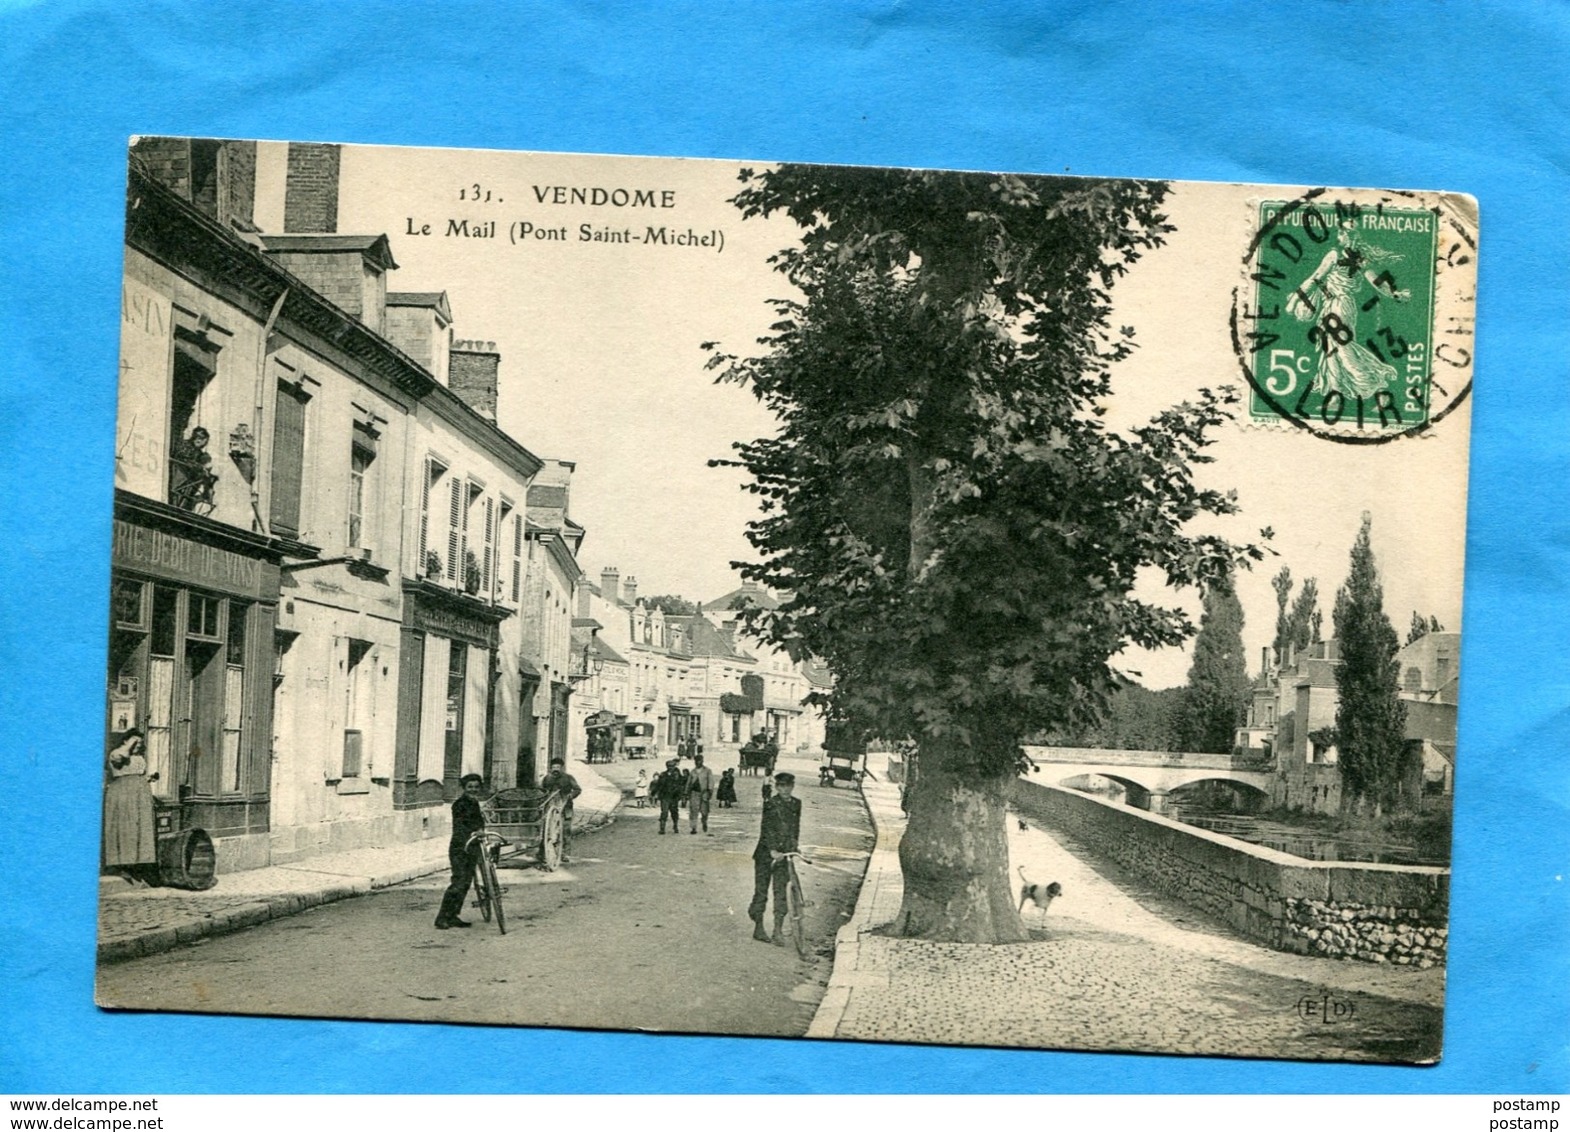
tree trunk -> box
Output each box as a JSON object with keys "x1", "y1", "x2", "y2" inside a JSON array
[{"x1": 894, "y1": 746, "x2": 1027, "y2": 943}]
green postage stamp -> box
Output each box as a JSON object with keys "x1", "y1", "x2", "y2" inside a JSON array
[{"x1": 1239, "y1": 193, "x2": 1473, "y2": 438}]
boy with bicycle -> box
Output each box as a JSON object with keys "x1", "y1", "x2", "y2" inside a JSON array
[
  {"x1": 435, "y1": 773, "x2": 486, "y2": 929},
  {"x1": 748, "y1": 771, "x2": 801, "y2": 945}
]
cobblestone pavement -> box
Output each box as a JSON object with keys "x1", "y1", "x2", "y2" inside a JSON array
[
  {"x1": 811, "y1": 776, "x2": 1445, "y2": 1064},
  {"x1": 96, "y1": 758, "x2": 623, "y2": 963}
]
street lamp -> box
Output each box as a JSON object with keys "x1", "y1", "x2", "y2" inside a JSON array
[{"x1": 571, "y1": 629, "x2": 605, "y2": 683}]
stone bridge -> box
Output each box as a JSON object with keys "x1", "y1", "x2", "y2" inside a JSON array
[{"x1": 1022, "y1": 745, "x2": 1274, "y2": 814}]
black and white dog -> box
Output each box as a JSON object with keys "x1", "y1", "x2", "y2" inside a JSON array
[{"x1": 1017, "y1": 867, "x2": 1062, "y2": 916}]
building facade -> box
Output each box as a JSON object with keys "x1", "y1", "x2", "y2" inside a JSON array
[{"x1": 113, "y1": 138, "x2": 570, "y2": 873}]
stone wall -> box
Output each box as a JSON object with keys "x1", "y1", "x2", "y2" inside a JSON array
[{"x1": 1013, "y1": 778, "x2": 1448, "y2": 967}]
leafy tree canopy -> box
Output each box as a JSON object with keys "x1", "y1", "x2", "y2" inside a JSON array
[
  {"x1": 709, "y1": 164, "x2": 1261, "y2": 779},
  {"x1": 644, "y1": 594, "x2": 696, "y2": 615}
]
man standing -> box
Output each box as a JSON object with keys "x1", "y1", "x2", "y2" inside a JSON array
[
  {"x1": 748, "y1": 771, "x2": 802, "y2": 945},
  {"x1": 686, "y1": 752, "x2": 715, "y2": 835},
  {"x1": 540, "y1": 756, "x2": 583, "y2": 862},
  {"x1": 435, "y1": 773, "x2": 486, "y2": 929},
  {"x1": 654, "y1": 757, "x2": 686, "y2": 834}
]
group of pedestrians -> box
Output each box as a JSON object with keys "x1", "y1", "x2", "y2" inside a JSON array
[{"x1": 648, "y1": 752, "x2": 736, "y2": 834}]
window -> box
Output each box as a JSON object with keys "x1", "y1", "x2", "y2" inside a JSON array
[
  {"x1": 270, "y1": 378, "x2": 309, "y2": 537},
  {"x1": 168, "y1": 322, "x2": 220, "y2": 513},
  {"x1": 342, "y1": 638, "x2": 372, "y2": 779},
  {"x1": 420, "y1": 457, "x2": 447, "y2": 578},
  {"x1": 347, "y1": 434, "x2": 375, "y2": 550}
]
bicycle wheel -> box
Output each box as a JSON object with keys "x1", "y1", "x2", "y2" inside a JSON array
[
  {"x1": 476, "y1": 848, "x2": 505, "y2": 934},
  {"x1": 471, "y1": 854, "x2": 493, "y2": 923},
  {"x1": 786, "y1": 864, "x2": 810, "y2": 959}
]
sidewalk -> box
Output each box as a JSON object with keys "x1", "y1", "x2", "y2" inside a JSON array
[
  {"x1": 807, "y1": 778, "x2": 1446, "y2": 1059},
  {"x1": 96, "y1": 757, "x2": 623, "y2": 965}
]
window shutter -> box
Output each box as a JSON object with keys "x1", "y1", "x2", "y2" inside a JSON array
[
  {"x1": 482, "y1": 498, "x2": 495, "y2": 596},
  {"x1": 446, "y1": 478, "x2": 462, "y2": 583},
  {"x1": 418, "y1": 459, "x2": 431, "y2": 570},
  {"x1": 270, "y1": 386, "x2": 306, "y2": 537},
  {"x1": 511, "y1": 513, "x2": 522, "y2": 602}
]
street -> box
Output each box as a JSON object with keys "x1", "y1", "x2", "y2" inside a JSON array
[{"x1": 96, "y1": 756, "x2": 874, "y2": 1037}]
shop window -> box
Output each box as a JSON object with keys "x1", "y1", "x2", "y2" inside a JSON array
[
  {"x1": 221, "y1": 602, "x2": 247, "y2": 793},
  {"x1": 188, "y1": 594, "x2": 222, "y2": 641},
  {"x1": 444, "y1": 643, "x2": 467, "y2": 782},
  {"x1": 112, "y1": 578, "x2": 148, "y2": 630},
  {"x1": 270, "y1": 378, "x2": 310, "y2": 538}
]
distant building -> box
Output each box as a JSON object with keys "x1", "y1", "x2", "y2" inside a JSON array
[{"x1": 1240, "y1": 628, "x2": 1459, "y2": 817}]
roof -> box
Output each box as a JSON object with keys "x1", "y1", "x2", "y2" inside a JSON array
[
  {"x1": 1292, "y1": 657, "x2": 1339, "y2": 689},
  {"x1": 801, "y1": 658, "x2": 834, "y2": 688},
  {"x1": 704, "y1": 582, "x2": 780, "y2": 612},
  {"x1": 528, "y1": 484, "x2": 569, "y2": 508},
  {"x1": 386, "y1": 291, "x2": 453, "y2": 322},
  {"x1": 571, "y1": 628, "x2": 629, "y2": 667},
  {"x1": 666, "y1": 614, "x2": 754, "y2": 661},
  {"x1": 260, "y1": 233, "x2": 398, "y2": 271}
]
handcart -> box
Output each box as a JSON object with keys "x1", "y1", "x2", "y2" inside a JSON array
[
  {"x1": 480, "y1": 787, "x2": 570, "y2": 871},
  {"x1": 818, "y1": 749, "x2": 868, "y2": 787}
]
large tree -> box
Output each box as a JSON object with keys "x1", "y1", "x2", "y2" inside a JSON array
[
  {"x1": 1175, "y1": 573, "x2": 1250, "y2": 754},
  {"x1": 708, "y1": 165, "x2": 1254, "y2": 942},
  {"x1": 1333, "y1": 513, "x2": 1408, "y2": 815}
]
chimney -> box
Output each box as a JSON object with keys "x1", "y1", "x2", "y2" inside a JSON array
[
  {"x1": 622, "y1": 576, "x2": 638, "y2": 607},
  {"x1": 261, "y1": 234, "x2": 396, "y2": 336},
  {"x1": 130, "y1": 137, "x2": 257, "y2": 231},
  {"x1": 601, "y1": 567, "x2": 620, "y2": 604},
  {"x1": 449, "y1": 341, "x2": 499, "y2": 422},
  {"x1": 1285, "y1": 640, "x2": 1297, "y2": 668},
  {"x1": 283, "y1": 142, "x2": 340, "y2": 233},
  {"x1": 385, "y1": 293, "x2": 453, "y2": 385},
  {"x1": 1261, "y1": 646, "x2": 1272, "y2": 676}
]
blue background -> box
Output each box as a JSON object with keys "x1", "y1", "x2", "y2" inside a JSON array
[{"x1": 1, "y1": 0, "x2": 1565, "y2": 1094}]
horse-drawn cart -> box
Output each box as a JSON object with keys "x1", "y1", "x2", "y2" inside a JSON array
[
  {"x1": 818, "y1": 750, "x2": 867, "y2": 787},
  {"x1": 738, "y1": 732, "x2": 778, "y2": 776},
  {"x1": 481, "y1": 787, "x2": 570, "y2": 871}
]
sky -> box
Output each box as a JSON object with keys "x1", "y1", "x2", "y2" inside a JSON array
[{"x1": 253, "y1": 143, "x2": 1471, "y2": 688}]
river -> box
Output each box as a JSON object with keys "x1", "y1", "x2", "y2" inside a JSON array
[{"x1": 1161, "y1": 801, "x2": 1448, "y2": 867}]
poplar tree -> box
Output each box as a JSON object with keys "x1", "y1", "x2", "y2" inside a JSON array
[
  {"x1": 1175, "y1": 573, "x2": 1250, "y2": 754},
  {"x1": 1333, "y1": 514, "x2": 1407, "y2": 814}
]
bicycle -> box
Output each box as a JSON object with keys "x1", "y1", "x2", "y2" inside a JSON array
[
  {"x1": 466, "y1": 830, "x2": 509, "y2": 934},
  {"x1": 772, "y1": 851, "x2": 811, "y2": 959}
]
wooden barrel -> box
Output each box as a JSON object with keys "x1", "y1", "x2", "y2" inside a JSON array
[{"x1": 156, "y1": 827, "x2": 217, "y2": 890}]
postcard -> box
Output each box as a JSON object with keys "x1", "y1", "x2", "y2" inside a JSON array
[{"x1": 97, "y1": 138, "x2": 1473, "y2": 1064}]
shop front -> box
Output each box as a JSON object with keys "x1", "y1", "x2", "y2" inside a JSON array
[
  {"x1": 107, "y1": 493, "x2": 282, "y2": 873},
  {"x1": 393, "y1": 580, "x2": 511, "y2": 807}
]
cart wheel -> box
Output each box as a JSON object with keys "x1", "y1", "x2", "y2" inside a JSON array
[{"x1": 539, "y1": 802, "x2": 564, "y2": 872}]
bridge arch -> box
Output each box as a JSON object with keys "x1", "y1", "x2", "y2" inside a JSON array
[{"x1": 1163, "y1": 775, "x2": 1271, "y2": 813}]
